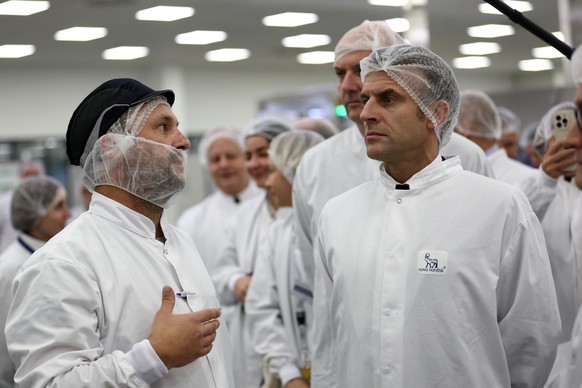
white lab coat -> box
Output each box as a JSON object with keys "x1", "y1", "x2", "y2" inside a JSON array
[
  {"x1": 245, "y1": 208, "x2": 310, "y2": 386},
  {"x1": 292, "y1": 126, "x2": 495, "y2": 388},
  {"x1": 316, "y1": 156, "x2": 560, "y2": 388},
  {"x1": 0, "y1": 191, "x2": 17, "y2": 254},
  {"x1": 177, "y1": 182, "x2": 262, "y2": 275},
  {"x1": 488, "y1": 147, "x2": 537, "y2": 187},
  {"x1": 0, "y1": 233, "x2": 45, "y2": 388},
  {"x1": 559, "y1": 291, "x2": 582, "y2": 388},
  {"x1": 212, "y1": 194, "x2": 275, "y2": 388},
  {"x1": 5, "y1": 192, "x2": 233, "y2": 388}
]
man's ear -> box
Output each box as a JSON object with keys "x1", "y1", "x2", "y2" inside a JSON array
[{"x1": 427, "y1": 100, "x2": 449, "y2": 130}]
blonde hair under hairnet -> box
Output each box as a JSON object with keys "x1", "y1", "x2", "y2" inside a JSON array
[
  {"x1": 456, "y1": 89, "x2": 501, "y2": 140},
  {"x1": 533, "y1": 101, "x2": 577, "y2": 159},
  {"x1": 360, "y1": 44, "x2": 460, "y2": 147},
  {"x1": 334, "y1": 20, "x2": 406, "y2": 66},
  {"x1": 269, "y1": 131, "x2": 324, "y2": 183},
  {"x1": 11, "y1": 176, "x2": 65, "y2": 232}
]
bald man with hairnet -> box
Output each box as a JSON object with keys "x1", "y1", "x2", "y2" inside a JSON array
[
  {"x1": 5, "y1": 78, "x2": 233, "y2": 387},
  {"x1": 314, "y1": 44, "x2": 560, "y2": 387},
  {"x1": 0, "y1": 176, "x2": 70, "y2": 387}
]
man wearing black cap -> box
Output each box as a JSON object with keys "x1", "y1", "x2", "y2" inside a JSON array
[{"x1": 5, "y1": 78, "x2": 234, "y2": 387}]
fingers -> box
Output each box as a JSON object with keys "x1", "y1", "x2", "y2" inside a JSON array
[
  {"x1": 159, "y1": 286, "x2": 175, "y2": 315},
  {"x1": 196, "y1": 308, "x2": 222, "y2": 323}
]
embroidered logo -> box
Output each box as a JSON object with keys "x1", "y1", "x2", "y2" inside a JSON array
[{"x1": 417, "y1": 250, "x2": 448, "y2": 275}]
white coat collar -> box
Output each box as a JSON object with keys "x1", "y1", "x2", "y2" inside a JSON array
[
  {"x1": 18, "y1": 233, "x2": 46, "y2": 251},
  {"x1": 88, "y1": 191, "x2": 169, "y2": 239},
  {"x1": 217, "y1": 180, "x2": 263, "y2": 204},
  {"x1": 377, "y1": 154, "x2": 463, "y2": 191}
]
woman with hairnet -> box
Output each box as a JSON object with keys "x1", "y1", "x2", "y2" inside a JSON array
[
  {"x1": 245, "y1": 131, "x2": 323, "y2": 388},
  {"x1": 212, "y1": 117, "x2": 292, "y2": 388},
  {"x1": 0, "y1": 176, "x2": 71, "y2": 387}
]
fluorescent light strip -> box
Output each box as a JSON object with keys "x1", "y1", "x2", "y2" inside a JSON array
[
  {"x1": 54, "y1": 27, "x2": 107, "y2": 42},
  {"x1": 459, "y1": 42, "x2": 501, "y2": 55},
  {"x1": 102, "y1": 46, "x2": 149, "y2": 61},
  {"x1": 0, "y1": 0, "x2": 49, "y2": 15},
  {"x1": 282, "y1": 34, "x2": 331, "y2": 48},
  {"x1": 479, "y1": 1, "x2": 532, "y2": 14},
  {"x1": 176, "y1": 30, "x2": 227, "y2": 45},
  {"x1": 262, "y1": 12, "x2": 318, "y2": 27},
  {"x1": 532, "y1": 46, "x2": 562, "y2": 59},
  {"x1": 385, "y1": 18, "x2": 410, "y2": 33},
  {"x1": 467, "y1": 24, "x2": 515, "y2": 38},
  {"x1": 296, "y1": 51, "x2": 335, "y2": 65},
  {"x1": 368, "y1": 0, "x2": 408, "y2": 6},
  {"x1": 205, "y1": 48, "x2": 250, "y2": 62},
  {"x1": 518, "y1": 59, "x2": 553, "y2": 72},
  {"x1": 0, "y1": 44, "x2": 35, "y2": 58},
  {"x1": 136, "y1": 6, "x2": 194, "y2": 22},
  {"x1": 452, "y1": 56, "x2": 491, "y2": 69}
]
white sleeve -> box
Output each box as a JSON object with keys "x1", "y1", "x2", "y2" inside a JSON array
[
  {"x1": 211, "y1": 214, "x2": 244, "y2": 306},
  {"x1": 310, "y1": 210, "x2": 338, "y2": 388},
  {"x1": 245, "y1": 227, "x2": 300, "y2": 386},
  {"x1": 518, "y1": 169, "x2": 558, "y2": 221},
  {"x1": 292, "y1": 163, "x2": 316, "y2": 290},
  {"x1": 6, "y1": 260, "x2": 168, "y2": 387},
  {"x1": 497, "y1": 209, "x2": 562, "y2": 387}
]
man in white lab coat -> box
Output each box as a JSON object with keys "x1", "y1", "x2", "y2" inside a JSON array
[
  {"x1": 0, "y1": 176, "x2": 71, "y2": 387},
  {"x1": 5, "y1": 78, "x2": 233, "y2": 387},
  {"x1": 315, "y1": 44, "x2": 560, "y2": 387},
  {"x1": 292, "y1": 20, "x2": 495, "y2": 388}
]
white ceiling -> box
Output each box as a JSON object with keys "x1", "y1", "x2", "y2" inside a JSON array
[{"x1": 0, "y1": 0, "x2": 581, "y2": 77}]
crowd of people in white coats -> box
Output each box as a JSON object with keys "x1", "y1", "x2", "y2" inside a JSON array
[{"x1": 0, "y1": 19, "x2": 581, "y2": 388}]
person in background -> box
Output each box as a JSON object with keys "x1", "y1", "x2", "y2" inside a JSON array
[
  {"x1": 177, "y1": 126, "x2": 262, "y2": 275},
  {"x1": 246, "y1": 131, "x2": 323, "y2": 388},
  {"x1": 0, "y1": 160, "x2": 45, "y2": 253},
  {"x1": 212, "y1": 117, "x2": 291, "y2": 388},
  {"x1": 69, "y1": 179, "x2": 93, "y2": 221},
  {"x1": 521, "y1": 121, "x2": 543, "y2": 168},
  {"x1": 498, "y1": 106, "x2": 521, "y2": 159},
  {"x1": 5, "y1": 78, "x2": 233, "y2": 387},
  {"x1": 0, "y1": 176, "x2": 71, "y2": 387},
  {"x1": 293, "y1": 117, "x2": 339, "y2": 139}
]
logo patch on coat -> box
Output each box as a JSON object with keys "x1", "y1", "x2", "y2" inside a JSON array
[{"x1": 417, "y1": 250, "x2": 448, "y2": 275}]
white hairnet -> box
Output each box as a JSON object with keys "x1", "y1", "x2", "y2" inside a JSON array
[
  {"x1": 11, "y1": 176, "x2": 65, "y2": 232},
  {"x1": 519, "y1": 121, "x2": 539, "y2": 148},
  {"x1": 360, "y1": 44, "x2": 460, "y2": 147},
  {"x1": 82, "y1": 96, "x2": 186, "y2": 208},
  {"x1": 294, "y1": 117, "x2": 339, "y2": 139},
  {"x1": 572, "y1": 43, "x2": 582, "y2": 85},
  {"x1": 498, "y1": 107, "x2": 521, "y2": 135},
  {"x1": 243, "y1": 116, "x2": 293, "y2": 143},
  {"x1": 456, "y1": 89, "x2": 501, "y2": 140},
  {"x1": 533, "y1": 101, "x2": 577, "y2": 158},
  {"x1": 334, "y1": 20, "x2": 406, "y2": 66},
  {"x1": 198, "y1": 126, "x2": 243, "y2": 168},
  {"x1": 269, "y1": 131, "x2": 324, "y2": 183}
]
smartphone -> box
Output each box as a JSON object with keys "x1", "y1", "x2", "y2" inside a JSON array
[{"x1": 552, "y1": 109, "x2": 577, "y2": 172}]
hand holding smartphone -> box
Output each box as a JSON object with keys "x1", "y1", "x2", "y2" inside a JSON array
[{"x1": 552, "y1": 110, "x2": 577, "y2": 172}]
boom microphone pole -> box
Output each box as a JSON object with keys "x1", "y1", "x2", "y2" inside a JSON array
[{"x1": 482, "y1": 0, "x2": 574, "y2": 59}]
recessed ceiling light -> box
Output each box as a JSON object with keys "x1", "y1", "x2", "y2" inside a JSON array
[
  {"x1": 385, "y1": 18, "x2": 410, "y2": 33},
  {"x1": 459, "y1": 42, "x2": 501, "y2": 55},
  {"x1": 532, "y1": 46, "x2": 563, "y2": 59},
  {"x1": 205, "y1": 48, "x2": 250, "y2": 62},
  {"x1": 296, "y1": 51, "x2": 335, "y2": 65},
  {"x1": 0, "y1": 44, "x2": 35, "y2": 58},
  {"x1": 262, "y1": 12, "x2": 318, "y2": 27},
  {"x1": 553, "y1": 31, "x2": 565, "y2": 41},
  {"x1": 102, "y1": 46, "x2": 149, "y2": 61},
  {"x1": 282, "y1": 34, "x2": 331, "y2": 48},
  {"x1": 467, "y1": 24, "x2": 515, "y2": 38},
  {"x1": 452, "y1": 56, "x2": 491, "y2": 69},
  {"x1": 479, "y1": 1, "x2": 532, "y2": 14},
  {"x1": 54, "y1": 27, "x2": 107, "y2": 42},
  {"x1": 518, "y1": 59, "x2": 553, "y2": 71},
  {"x1": 175, "y1": 30, "x2": 227, "y2": 45},
  {"x1": 0, "y1": 0, "x2": 49, "y2": 15},
  {"x1": 368, "y1": 0, "x2": 408, "y2": 6},
  {"x1": 135, "y1": 6, "x2": 194, "y2": 22}
]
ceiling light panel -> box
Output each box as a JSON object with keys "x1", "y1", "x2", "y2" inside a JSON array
[
  {"x1": 452, "y1": 56, "x2": 491, "y2": 69},
  {"x1": 102, "y1": 46, "x2": 149, "y2": 60},
  {"x1": 459, "y1": 42, "x2": 501, "y2": 55},
  {"x1": 467, "y1": 24, "x2": 515, "y2": 38},
  {"x1": 479, "y1": 1, "x2": 532, "y2": 14},
  {"x1": 0, "y1": 0, "x2": 48, "y2": 15},
  {"x1": 282, "y1": 34, "x2": 331, "y2": 48},
  {"x1": 0, "y1": 44, "x2": 35, "y2": 58},
  {"x1": 368, "y1": 0, "x2": 408, "y2": 6},
  {"x1": 385, "y1": 18, "x2": 410, "y2": 33},
  {"x1": 54, "y1": 27, "x2": 107, "y2": 42},
  {"x1": 135, "y1": 6, "x2": 194, "y2": 22},
  {"x1": 205, "y1": 48, "x2": 250, "y2": 62},
  {"x1": 518, "y1": 59, "x2": 553, "y2": 71},
  {"x1": 532, "y1": 46, "x2": 563, "y2": 59},
  {"x1": 176, "y1": 30, "x2": 227, "y2": 45},
  {"x1": 262, "y1": 12, "x2": 318, "y2": 27},
  {"x1": 296, "y1": 51, "x2": 335, "y2": 65}
]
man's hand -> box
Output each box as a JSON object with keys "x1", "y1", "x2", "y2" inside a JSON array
[
  {"x1": 541, "y1": 140, "x2": 576, "y2": 179},
  {"x1": 234, "y1": 275, "x2": 252, "y2": 305},
  {"x1": 286, "y1": 378, "x2": 310, "y2": 388},
  {"x1": 149, "y1": 286, "x2": 221, "y2": 369}
]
